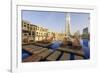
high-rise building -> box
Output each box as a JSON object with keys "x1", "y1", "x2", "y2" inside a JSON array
[
  {"x1": 65, "y1": 13, "x2": 71, "y2": 36},
  {"x1": 82, "y1": 27, "x2": 89, "y2": 39}
]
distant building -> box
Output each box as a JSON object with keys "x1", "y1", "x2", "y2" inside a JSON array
[
  {"x1": 22, "y1": 20, "x2": 30, "y2": 44},
  {"x1": 22, "y1": 20, "x2": 30, "y2": 31},
  {"x1": 82, "y1": 27, "x2": 89, "y2": 39},
  {"x1": 22, "y1": 20, "x2": 49, "y2": 44},
  {"x1": 65, "y1": 13, "x2": 71, "y2": 36},
  {"x1": 54, "y1": 32, "x2": 66, "y2": 41},
  {"x1": 28, "y1": 24, "x2": 37, "y2": 44},
  {"x1": 22, "y1": 20, "x2": 66, "y2": 45},
  {"x1": 22, "y1": 20, "x2": 36, "y2": 44},
  {"x1": 35, "y1": 26, "x2": 48, "y2": 41},
  {"x1": 22, "y1": 33, "x2": 29, "y2": 44},
  {"x1": 74, "y1": 30, "x2": 81, "y2": 39},
  {"x1": 83, "y1": 27, "x2": 88, "y2": 34}
]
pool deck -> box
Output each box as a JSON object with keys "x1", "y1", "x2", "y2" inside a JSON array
[
  {"x1": 57, "y1": 47, "x2": 84, "y2": 57},
  {"x1": 22, "y1": 44, "x2": 85, "y2": 62}
]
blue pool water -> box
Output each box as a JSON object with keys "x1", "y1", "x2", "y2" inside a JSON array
[
  {"x1": 81, "y1": 39, "x2": 90, "y2": 59},
  {"x1": 22, "y1": 49, "x2": 32, "y2": 59},
  {"x1": 47, "y1": 41, "x2": 62, "y2": 51}
]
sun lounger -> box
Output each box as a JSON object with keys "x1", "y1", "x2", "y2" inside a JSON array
[
  {"x1": 74, "y1": 55, "x2": 83, "y2": 60},
  {"x1": 33, "y1": 48, "x2": 48, "y2": 54},
  {"x1": 22, "y1": 55, "x2": 41, "y2": 62},
  {"x1": 46, "y1": 51, "x2": 61, "y2": 61},
  {"x1": 60, "y1": 53, "x2": 70, "y2": 60},
  {"x1": 39, "y1": 49, "x2": 53, "y2": 59}
]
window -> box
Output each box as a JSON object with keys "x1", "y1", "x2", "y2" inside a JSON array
[
  {"x1": 24, "y1": 33, "x2": 27, "y2": 36},
  {"x1": 29, "y1": 32, "x2": 31, "y2": 35},
  {"x1": 30, "y1": 27, "x2": 32, "y2": 30},
  {"x1": 24, "y1": 24, "x2": 26, "y2": 27},
  {"x1": 32, "y1": 32, "x2": 35, "y2": 35}
]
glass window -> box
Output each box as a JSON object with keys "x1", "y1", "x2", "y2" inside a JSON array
[
  {"x1": 24, "y1": 24, "x2": 26, "y2": 27},
  {"x1": 29, "y1": 32, "x2": 31, "y2": 35}
]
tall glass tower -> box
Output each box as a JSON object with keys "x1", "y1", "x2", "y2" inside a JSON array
[{"x1": 65, "y1": 13, "x2": 71, "y2": 36}]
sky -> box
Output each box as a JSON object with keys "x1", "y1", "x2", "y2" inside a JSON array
[{"x1": 22, "y1": 10, "x2": 90, "y2": 34}]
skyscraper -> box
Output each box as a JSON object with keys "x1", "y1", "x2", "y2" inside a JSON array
[{"x1": 65, "y1": 13, "x2": 71, "y2": 36}]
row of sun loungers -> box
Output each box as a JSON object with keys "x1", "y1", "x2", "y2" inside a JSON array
[
  {"x1": 23, "y1": 51, "x2": 84, "y2": 62},
  {"x1": 22, "y1": 45, "x2": 85, "y2": 62}
]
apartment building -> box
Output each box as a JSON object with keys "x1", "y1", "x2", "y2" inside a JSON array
[
  {"x1": 22, "y1": 20, "x2": 66, "y2": 45},
  {"x1": 35, "y1": 26, "x2": 48, "y2": 41},
  {"x1": 54, "y1": 32, "x2": 66, "y2": 41},
  {"x1": 22, "y1": 20, "x2": 49, "y2": 44},
  {"x1": 22, "y1": 20, "x2": 30, "y2": 44}
]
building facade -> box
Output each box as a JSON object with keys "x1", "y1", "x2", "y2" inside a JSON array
[
  {"x1": 54, "y1": 32, "x2": 66, "y2": 41},
  {"x1": 22, "y1": 20, "x2": 67, "y2": 45},
  {"x1": 22, "y1": 20, "x2": 30, "y2": 44},
  {"x1": 82, "y1": 27, "x2": 89, "y2": 39},
  {"x1": 22, "y1": 20, "x2": 49, "y2": 44},
  {"x1": 35, "y1": 26, "x2": 48, "y2": 41}
]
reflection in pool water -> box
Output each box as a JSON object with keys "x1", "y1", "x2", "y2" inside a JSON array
[{"x1": 81, "y1": 39, "x2": 90, "y2": 59}]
